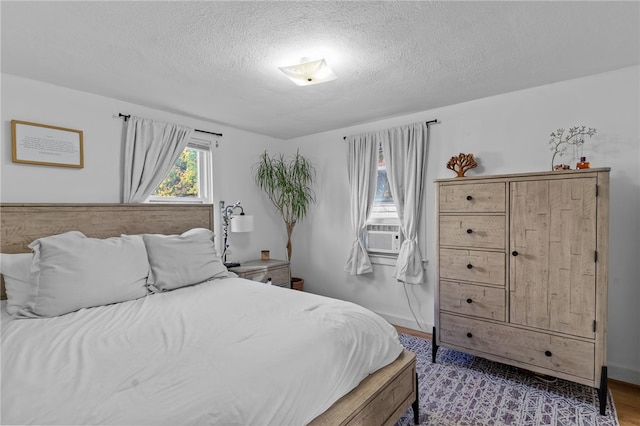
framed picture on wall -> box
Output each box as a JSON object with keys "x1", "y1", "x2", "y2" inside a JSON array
[{"x1": 11, "y1": 120, "x2": 84, "y2": 168}]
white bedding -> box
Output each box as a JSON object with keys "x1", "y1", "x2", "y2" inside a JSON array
[{"x1": 1, "y1": 278, "x2": 403, "y2": 425}]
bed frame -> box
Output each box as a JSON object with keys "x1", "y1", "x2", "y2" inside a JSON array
[{"x1": 0, "y1": 203, "x2": 418, "y2": 425}]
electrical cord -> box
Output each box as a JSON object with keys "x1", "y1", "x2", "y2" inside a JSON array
[{"x1": 402, "y1": 281, "x2": 430, "y2": 332}]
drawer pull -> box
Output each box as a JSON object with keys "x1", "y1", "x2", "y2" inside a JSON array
[
  {"x1": 466, "y1": 195, "x2": 473, "y2": 201},
  {"x1": 467, "y1": 263, "x2": 473, "y2": 269},
  {"x1": 512, "y1": 251, "x2": 519, "y2": 256},
  {"x1": 466, "y1": 229, "x2": 473, "y2": 234},
  {"x1": 466, "y1": 332, "x2": 473, "y2": 338},
  {"x1": 545, "y1": 350, "x2": 552, "y2": 357},
  {"x1": 466, "y1": 298, "x2": 473, "y2": 304}
]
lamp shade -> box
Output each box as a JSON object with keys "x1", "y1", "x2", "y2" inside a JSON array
[{"x1": 230, "y1": 215, "x2": 254, "y2": 233}]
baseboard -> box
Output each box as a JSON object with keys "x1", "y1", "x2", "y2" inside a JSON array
[
  {"x1": 609, "y1": 364, "x2": 640, "y2": 386},
  {"x1": 376, "y1": 311, "x2": 433, "y2": 334}
]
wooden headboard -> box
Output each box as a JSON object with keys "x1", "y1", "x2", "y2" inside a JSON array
[{"x1": 0, "y1": 203, "x2": 214, "y2": 299}]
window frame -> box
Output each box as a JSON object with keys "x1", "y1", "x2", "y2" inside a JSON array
[
  {"x1": 366, "y1": 142, "x2": 401, "y2": 258},
  {"x1": 145, "y1": 134, "x2": 214, "y2": 204}
]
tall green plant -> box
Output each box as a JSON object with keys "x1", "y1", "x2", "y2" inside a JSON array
[{"x1": 253, "y1": 150, "x2": 316, "y2": 261}]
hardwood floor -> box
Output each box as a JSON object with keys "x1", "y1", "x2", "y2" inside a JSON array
[
  {"x1": 395, "y1": 326, "x2": 640, "y2": 425},
  {"x1": 610, "y1": 380, "x2": 640, "y2": 426}
]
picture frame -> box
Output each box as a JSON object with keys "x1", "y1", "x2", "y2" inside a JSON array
[{"x1": 11, "y1": 120, "x2": 84, "y2": 168}]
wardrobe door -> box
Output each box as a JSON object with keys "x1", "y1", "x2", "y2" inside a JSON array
[{"x1": 509, "y1": 177, "x2": 597, "y2": 338}]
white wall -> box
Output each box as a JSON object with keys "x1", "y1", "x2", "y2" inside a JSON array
[
  {"x1": 290, "y1": 66, "x2": 640, "y2": 384},
  {"x1": 2, "y1": 67, "x2": 639, "y2": 384},
  {"x1": 0, "y1": 73, "x2": 289, "y2": 263}
]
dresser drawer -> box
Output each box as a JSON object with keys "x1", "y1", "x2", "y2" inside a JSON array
[
  {"x1": 439, "y1": 183, "x2": 506, "y2": 213},
  {"x1": 440, "y1": 248, "x2": 505, "y2": 286},
  {"x1": 240, "y1": 265, "x2": 290, "y2": 288},
  {"x1": 439, "y1": 280, "x2": 505, "y2": 321},
  {"x1": 439, "y1": 313, "x2": 595, "y2": 381},
  {"x1": 440, "y1": 215, "x2": 505, "y2": 249}
]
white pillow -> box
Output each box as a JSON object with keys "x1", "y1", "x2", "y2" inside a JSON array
[
  {"x1": 20, "y1": 231, "x2": 149, "y2": 318},
  {"x1": 0, "y1": 253, "x2": 33, "y2": 315},
  {"x1": 143, "y1": 228, "x2": 231, "y2": 292}
]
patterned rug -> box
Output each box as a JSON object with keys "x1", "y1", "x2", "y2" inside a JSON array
[{"x1": 395, "y1": 333, "x2": 619, "y2": 426}]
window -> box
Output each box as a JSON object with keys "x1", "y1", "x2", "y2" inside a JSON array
[
  {"x1": 369, "y1": 143, "x2": 399, "y2": 220},
  {"x1": 366, "y1": 144, "x2": 401, "y2": 258},
  {"x1": 146, "y1": 134, "x2": 213, "y2": 204}
]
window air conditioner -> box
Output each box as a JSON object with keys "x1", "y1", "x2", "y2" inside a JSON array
[{"x1": 365, "y1": 224, "x2": 403, "y2": 254}]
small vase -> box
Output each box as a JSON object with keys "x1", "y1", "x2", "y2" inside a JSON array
[{"x1": 576, "y1": 157, "x2": 590, "y2": 169}]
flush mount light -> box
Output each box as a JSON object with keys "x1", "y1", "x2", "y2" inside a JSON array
[{"x1": 278, "y1": 57, "x2": 337, "y2": 86}]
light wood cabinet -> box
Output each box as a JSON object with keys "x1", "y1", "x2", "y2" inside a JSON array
[{"x1": 434, "y1": 168, "x2": 610, "y2": 415}]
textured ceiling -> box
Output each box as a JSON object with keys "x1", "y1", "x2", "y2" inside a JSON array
[{"x1": 2, "y1": 1, "x2": 639, "y2": 140}]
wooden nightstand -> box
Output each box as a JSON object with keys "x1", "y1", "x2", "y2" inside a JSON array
[{"x1": 228, "y1": 259, "x2": 291, "y2": 288}]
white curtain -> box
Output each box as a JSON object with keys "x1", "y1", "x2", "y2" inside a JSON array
[
  {"x1": 344, "y1": 133, "x2": 378, "y2": 275},
  {"x1": 123, "y1": 116, "x2": 194, "y2": 203},
  {"x1": 380, "y1": 122, "x2": 428, "y2": 283}
]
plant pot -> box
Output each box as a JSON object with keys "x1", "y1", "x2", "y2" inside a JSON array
[{"x1": 291, "y1": 277, "x2": 304, "y2": 291}]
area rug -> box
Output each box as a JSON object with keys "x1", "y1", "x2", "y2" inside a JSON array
[{"x1": 395, "y1": 333, "x2": 619, "y2": 426}]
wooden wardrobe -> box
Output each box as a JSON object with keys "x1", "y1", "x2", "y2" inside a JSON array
[{"x1": 434, "y1": 168, "x2": 610, "y2": 414}]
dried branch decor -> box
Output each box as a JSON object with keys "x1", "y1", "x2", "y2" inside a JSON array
[
  {"x1": 446, "y1": 153, "x2": 478, "y2": 177},
  {"x1": 548, "y1": 126, "x2": 597, "y2": 171}
]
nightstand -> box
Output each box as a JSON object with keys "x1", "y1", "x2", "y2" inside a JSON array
[{"x1": 228, "y1": 259, "x2": 291, "y2": 288}]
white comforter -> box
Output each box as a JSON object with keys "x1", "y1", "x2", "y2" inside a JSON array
[{"x1": 1, "y1": 278, "x2": 403, "y2": 425}]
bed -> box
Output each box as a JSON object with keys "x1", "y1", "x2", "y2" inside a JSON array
[{"x1": 1, "y1": 203, "x2": 417, "y2": 425}]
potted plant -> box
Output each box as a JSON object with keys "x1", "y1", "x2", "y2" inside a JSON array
[{"x1": 253, "y1": 150, "x2": 315, "y2": 290}]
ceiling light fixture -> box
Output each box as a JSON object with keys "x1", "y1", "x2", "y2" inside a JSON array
[{"x1": 278, "y1": 57, "x2": 337, "y2": 86}]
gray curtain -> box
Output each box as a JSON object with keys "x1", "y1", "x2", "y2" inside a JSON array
[
  {"x1": 344, "y1": 132, "x2": 378, "y2": 275},
  {"x1": 123, "y1": 116, "x2": 194, "y2": 203},
  {"x1": 380, "y1": 122, "x2": 428, "y2": 283}
]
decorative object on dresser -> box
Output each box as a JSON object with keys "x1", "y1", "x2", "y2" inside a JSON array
[
  {"x1": 446, "y1": 152, "x2": 478, "y2": 177},
  {"x1": 433, "y1": 168, "x2": 610, "y2": 415},
  {"x1": 553, "y1": 163, "x2": 571, "y2": 171},
  {"x1": 548, "y1": 125, "x2": 597, "y2": 171},
  {"x1": 228, "y1": 259, "x2": 291, "y2": 289}
]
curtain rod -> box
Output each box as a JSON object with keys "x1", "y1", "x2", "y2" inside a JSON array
[
  {"x1": 342, "y1": 119, "x2": 438, "y2": 140},
  {"x1": 118, "y1": 113, "x2": 222, "y2": 137}
]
